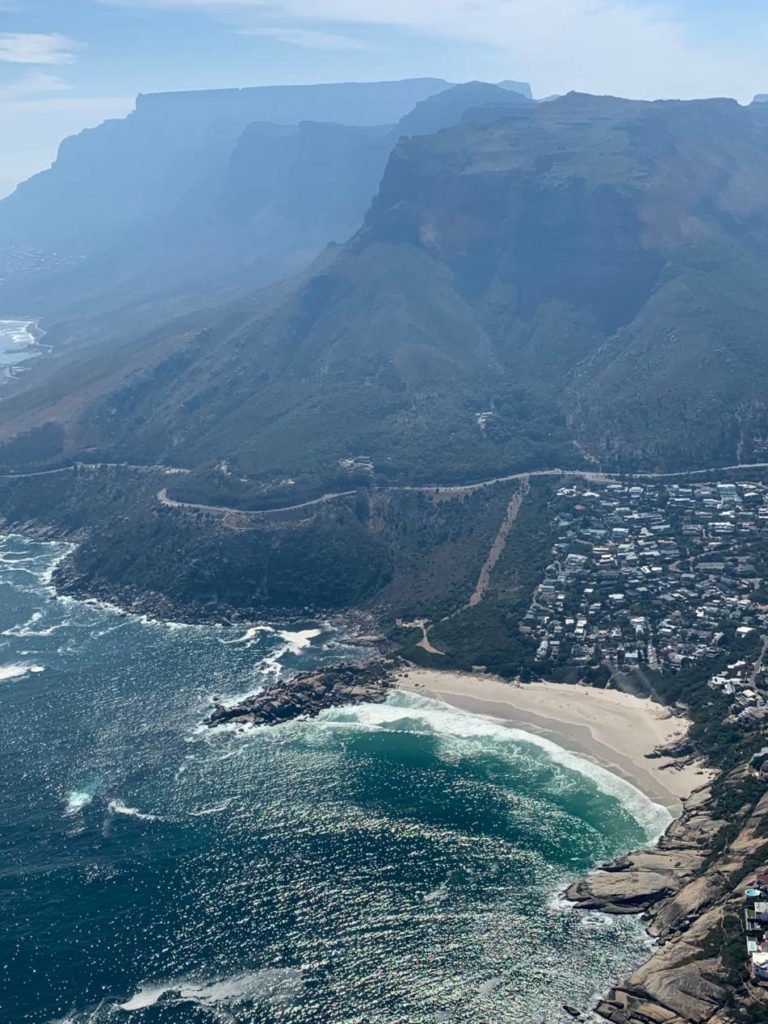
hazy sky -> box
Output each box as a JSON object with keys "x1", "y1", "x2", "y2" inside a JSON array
[{"x1": 1, "y1": 0, "x2": 767, "y2": 198}]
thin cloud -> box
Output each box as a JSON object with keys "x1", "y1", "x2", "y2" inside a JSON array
[
  {"x1": 96, "y1": 0, "x2": 768, "y2": 101},
  {"x1": 0, "y1": 72, "x2": 72, "y2": 100},
  {"x1": 0, "y1": 32, "x2": 83, "y2": 65},
  {"x1": 241, "y1": 26, "x2": 369, "y2": 50}
]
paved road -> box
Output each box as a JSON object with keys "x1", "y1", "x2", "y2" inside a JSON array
[
  {"x1": 157, "y1": 487, "x2": 358, "y2": 516},
  {"x1": 154, "y1": 461, "x2": 768, "y2": 518},
  {"x1": 4, "y1": 457, "x2": 768, "y2": 517}
]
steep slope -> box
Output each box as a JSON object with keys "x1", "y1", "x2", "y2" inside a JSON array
[
  {"x1": 398, "y1": 81, "x2": 530, "y2": 136},
  {"x1": 0, "y1": 78, "x2": 452, "y2": 331},
  {"x1": 5, "y1": 93, "x2": 768, "y2": 487},
  {"x1": 0, "y1": 78, "x2": 536, "y2": 340},
  {"x1": 13, "y1": 120, "x2": 396, "y2": 333},
  {"x1": 360, "y1": 93, "x2": 768, "y2": 467},
  {"x1": 0, "y1": 79, "x2": 450, "y2": 255}
]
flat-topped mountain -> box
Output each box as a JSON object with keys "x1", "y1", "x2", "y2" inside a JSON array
[
  {"x1": 0, "y1": 78, "x2": 451, "y2": 255},
  {"x1": 4, "y1": 92, "x2": 768, "y2": 487},
  {"x1": 0, "y1": 79, "x2": 452, "y2": 332},
  {"x1": 0, "y1": 78, "x2": 536, "y2": 338}
]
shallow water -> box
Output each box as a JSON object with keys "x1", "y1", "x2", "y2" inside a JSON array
[
  {"x1": 0, "y1": 536, "x2": 664, "y2": 1024},
  {"x1": 0, "y1": 319, "x2": 40, "y2": 369}
]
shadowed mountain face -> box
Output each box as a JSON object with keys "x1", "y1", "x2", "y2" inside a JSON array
[
  {"x1": 4, "y1": 93, "x2": 768, "y2": 486},
  {"x1": 0, "y1": 79, "x2": 452, "y2": 255},
  {"x1": 0, "y1": 79, "x2": 453, "y2": 330},
  {"x1": 0, "y1": 79, "x2": 534, "y2": 338}
]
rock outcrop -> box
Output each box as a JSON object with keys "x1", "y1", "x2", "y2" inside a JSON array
[
  {"x1": 570, "y1": 779, "x2": 768, "y2": 1024},
  {"x1": 206, "y1": 663, "x2": 394, "y2": 728},
  {"x1": 566, "y1": 787, "x2": 723, "y2": 917}
]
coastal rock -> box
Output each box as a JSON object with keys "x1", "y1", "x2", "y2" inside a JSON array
[
  {"x1": 566, "y1": 788, "x2": 723, "y2": 915},
  {"x1": 573, "y1": 772, "x2": 768, "y2": 1024},
  {"x1": 566, "y1": 868, "x2": 676, "y2": 913},
  {"x1": 206, "y1": 662, "x2": 394, "y2": 728},
  {"x1": 604, "y1": 905, "x2": 727, "y2": 1023},
  {"x1": 648, "y1": 738, "x2": 696, "y2": 761}
]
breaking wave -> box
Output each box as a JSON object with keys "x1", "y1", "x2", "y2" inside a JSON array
[
  {"x1": 64, "y1": 782, "x2": 100, "y2": 815},
  {"x1": 0, "y1": 662, "x2": 44, "y2": 681},
  {"x1": 317, "y1": 691, "x2": 672, "y2": 842},
  {"x1": 118, "y1": 967, "x2": 304, "y2": 1012},
  {"x1": 106, "y1": 800, "x2": 160, "y2": 822}
]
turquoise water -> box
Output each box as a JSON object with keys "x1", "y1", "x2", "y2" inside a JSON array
[{"x1": 0, "y1": 537, "x2": 666, "y2": 1024}]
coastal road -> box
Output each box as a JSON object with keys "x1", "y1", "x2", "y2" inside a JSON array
[
  {"x1": 153, "y1": 460, "x2": 768, "y2": 520},
  {"x1": 156, "y1": 486, "x2": 358, "y2": 517},
  {"x1": 4, "y1": 457, "x2": 768, "y2": 518}
]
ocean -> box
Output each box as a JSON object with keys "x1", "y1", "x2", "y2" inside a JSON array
[
  {"x1": 0, "y1": 535, "x2": 669, "y2": 1024},
  {"x1": 0, "y1": 320, "x2": 41, "y2": 371}
]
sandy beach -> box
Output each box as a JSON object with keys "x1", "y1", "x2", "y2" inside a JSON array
[{"x1": 397, "y1": 668, "x2": 712, "y2": 812}]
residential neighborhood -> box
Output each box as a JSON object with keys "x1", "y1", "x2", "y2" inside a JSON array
[{"x1": 523, "y1": 477, "x2": 768, "y2": 727}]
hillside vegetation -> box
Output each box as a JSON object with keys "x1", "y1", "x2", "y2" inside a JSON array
[
  {"x1": 4, "y1": 93, "x2": 768, "y2": 621},
  {"x1": 3, "y1": 94, "x2": 768, "y2": 491}
]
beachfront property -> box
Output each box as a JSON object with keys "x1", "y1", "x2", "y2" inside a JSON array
[
  {"x1": 524, "y1": 478, "x2": 768, "y2": 726},
  {"x1": 744, "y1": 875, "x2": 768, "y2": 982}
]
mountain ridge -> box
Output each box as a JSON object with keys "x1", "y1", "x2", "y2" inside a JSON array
[{"x1": 4, "y1": 93, "x2": 768, "y2": 486}]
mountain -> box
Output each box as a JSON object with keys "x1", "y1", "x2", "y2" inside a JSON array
[
  {"x1": 398, "y1": 81, "x2": 531, "y2": 137},
  {"x1": 0, "y1": 78, "x2": 534, "y2": 341},
  {"x1": 2, "y1": 120, "x2": 396, "y2": 335},
  {"x1": 0, "y1": 79, "x2": 451, "y2": 256},
  {"x1": 498, "y1": 80, "x2": 534, "y2": 99},
  {"x1": 0, "y1": 78, "x2": 453, "y2": 332},
  {"x1": 5, "y1": 89, "x2": 768, "y2": 629},
  {"x1": 5, "y1": 92, "x2": 768, "y2": 488}
]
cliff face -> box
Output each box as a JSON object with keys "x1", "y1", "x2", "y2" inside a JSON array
[
  {"x1": 5, "y1": 94, "x2": 768, "y2": 482},
  {"x1": 0, "y1": 79, "x2": 451, "y2": 255},
  {"x1": 0, "y1": 79, "x2": 455, "y2": 329},
  {"x1": 0, "y1": 78, "x2": 540, "y2": 336},
  {"x1": 568, "y1": 776, "x2": 768, "y2": 1024}
]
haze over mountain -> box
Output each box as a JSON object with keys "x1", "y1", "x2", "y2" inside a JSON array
[
  {"x1": 4, "y1": 89, "x2": 768, "y2": 493},
  {"x1": 7, "y1": 18, "x2": 768, "y2": 1020},
  {"x1": 0, "y1": 78, "x2": 532, "y2": 338}
]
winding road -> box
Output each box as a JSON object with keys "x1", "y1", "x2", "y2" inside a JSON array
[
  {"x1": 152, "y1": 461, "x2": 768, "y2": 519},
  {"x1": 3, "y1": 458, "x2": 768, "y2": 519}
]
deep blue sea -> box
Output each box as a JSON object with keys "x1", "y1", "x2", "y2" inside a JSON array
[{"x1": 0, "y1": 536, "x2": 669, "y2": 1024}]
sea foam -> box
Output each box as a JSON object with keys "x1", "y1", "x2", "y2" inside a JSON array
[
  {"x1": 0, "y1": 662, "x2": 44, "y2": 681},
  {"x1": 318, "y1": 692, "x2": 672, "y2": 842},
  {"x1": 119, "y1": 967, "x2": 303, "y2": 1011},
  {"x1": 107, "y1": 800, "x2": 159, "y2": 821},
  {"x1": 64, "y1": 783, "x2": 100, "y2": 815}
]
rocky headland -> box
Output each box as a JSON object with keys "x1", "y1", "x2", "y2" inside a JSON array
[
  {"x1": 206, "y1": 662, "x2": 395, "y2": 728},
  {"x1": 567, "y1": 768, "x2": 768, "y2": 1024}
]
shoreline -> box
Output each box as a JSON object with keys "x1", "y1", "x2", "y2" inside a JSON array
[{"x1": 397, "y1": 668, "x2": 713, "y2": 813}]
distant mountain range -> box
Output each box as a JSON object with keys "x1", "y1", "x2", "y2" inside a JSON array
[
  {"x1": 4, "y1": 90, "x2": 768, "y2": 487},
  {"x1": 0, "y1": 78, "x2": 532, "y2": 338}
]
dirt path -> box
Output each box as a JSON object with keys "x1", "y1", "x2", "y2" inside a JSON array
[
  {"x1": 468, "y1": 476, "x2": 529, "y2": 607},
  {"x1": 396, "y1": 618, "x2": 445, "y2": 656},
  {"x1": 0, "y1": 461, "x2": 189, "y2": 480}
]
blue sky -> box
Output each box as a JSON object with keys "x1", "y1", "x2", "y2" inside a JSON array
[{"x1": 1, "y1": 0, "x2": 768, "y2": 198}]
